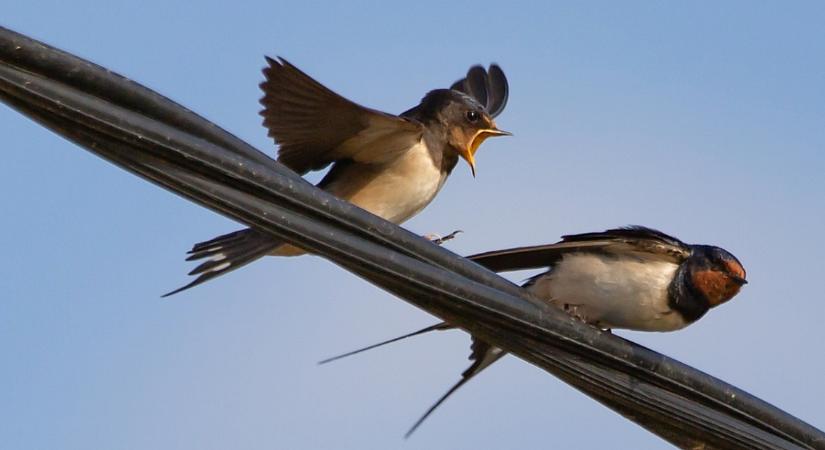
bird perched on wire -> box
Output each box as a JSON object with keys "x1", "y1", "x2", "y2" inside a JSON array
[
  {"x1": 165, "y1": 59, "x2": 510, "y2": 296},
  {"x1": 321, "y1": 226, "x2": 747, "y2": 436}
]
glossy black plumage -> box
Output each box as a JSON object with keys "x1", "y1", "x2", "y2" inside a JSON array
[{"x1": 469, "y1": 226, "x2": 691, "y2": 273}]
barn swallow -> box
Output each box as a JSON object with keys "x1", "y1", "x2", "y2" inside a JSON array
[
  {"x1": 321, "y1": 226, "x2": 747, "y2": 436},
  {"x1": 164, "y1": 59, "x2": 510, "y2": 296}
]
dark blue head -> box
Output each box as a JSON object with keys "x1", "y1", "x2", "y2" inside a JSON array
[{"x1": 415, "y1": 89, "x2": 510, "y2": 176}]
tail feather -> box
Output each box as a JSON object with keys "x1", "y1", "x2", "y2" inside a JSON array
[
  {"x1": 163, "y1": 229, "x2": 279, "y2": 297},
  {"x1": 189, "y1": 229, "x2": 252, "y2": 252},
  {"x1": 318, "y1": 323, "x2": 453, "y2": 365},
  {"x1": 405, "y1": 338, "x2": 505, "y2": 438}
]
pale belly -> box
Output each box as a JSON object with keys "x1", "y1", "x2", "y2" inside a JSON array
[
  {"x1": 325, "y1": 141, "x2": 447, "y2": 224},
  {"x1": 272, "y1": 142, "x2": 447, "y2": 256},
  {"x1": 527, "y1": 253, "x2": 688, "y2": 332}
]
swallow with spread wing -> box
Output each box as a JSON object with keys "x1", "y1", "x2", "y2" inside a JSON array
[
  {"x1": 165, "y1": 59, "x2": 510, "y2": 296},
  {"x1": 321, "y1": 226, "x2": 747, "y2": 436}
]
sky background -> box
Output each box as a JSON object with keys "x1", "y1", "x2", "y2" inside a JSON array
[{"x1": 2, "y1": 2, "x2": 824, "y2": 449}]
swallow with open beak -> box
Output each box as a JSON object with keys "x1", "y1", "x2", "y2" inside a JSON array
[
  {"x1": 321, "y1": 226, "x2": 747, "y2": 436},
  {"x1": 164, "y1": 59, "x2": 510, "y2": 296}
]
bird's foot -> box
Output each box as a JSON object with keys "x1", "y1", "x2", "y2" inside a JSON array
[
  {"x1": 594, "y1": 324, "x2": 613, "y2": 334},
  {"x1": 558, "y1": 304, "x2": 611, "y2": 333},
  {"x1": 424, "y1": 230, "x2": 463, "y2": 246},
  {"x1": 562, "y1": 303, "x2": 592, "y2": 325}
]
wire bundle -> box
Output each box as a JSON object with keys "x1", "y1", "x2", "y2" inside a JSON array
[{"x1": 0, "y1": 27, "x2": 821, "y2": 449}]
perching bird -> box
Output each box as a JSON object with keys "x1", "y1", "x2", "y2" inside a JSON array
[
  {"x1": 321, "y1": 226, "x2": 747, "y2": 436},
  {"x1": 165, "y1": 58, "x2": 510, "y2": 296}
]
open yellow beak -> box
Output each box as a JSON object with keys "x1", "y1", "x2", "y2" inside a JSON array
[{"x1": 460, "y1": 127, "x2": 512, "y2": 177}]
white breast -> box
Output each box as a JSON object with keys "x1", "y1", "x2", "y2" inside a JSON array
[
  {"x1": 326, "y1": 141, "x2": 447, "y2": 224},
  {"x1": 527, "y1": 253, "x2": 687, "y2": 332}
]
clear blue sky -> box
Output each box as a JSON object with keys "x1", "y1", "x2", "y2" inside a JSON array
[{"x1": 2, "y1": 2, "x2": 824, "y2": 449}]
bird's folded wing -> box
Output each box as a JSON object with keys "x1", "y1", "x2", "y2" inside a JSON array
[
  {"x1": 468, "y1": 226, "x2": 691, "y2": 272},
  {"x1": 261, "y1": 57, "x2": 424, "y2": 175}
]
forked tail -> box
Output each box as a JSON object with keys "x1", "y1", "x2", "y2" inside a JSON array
[{"x1": 163, "y1": 228, "x2": 280, "y2": 297}]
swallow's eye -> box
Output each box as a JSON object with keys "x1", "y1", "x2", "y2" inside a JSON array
[{"x1": 465, "y1": 110, "x2": 480, "y2": 123}]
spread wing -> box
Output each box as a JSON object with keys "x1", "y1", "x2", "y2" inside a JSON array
[
  {"x1": 260, "y1": 57, "x2": 424, "y2": 174},
  {"x1": 469, "y1": 226, "x2": 691, "y2": 272},
  {"x1": 450, "y1": 64, "x2": 508, "y2": 118},
  {"x1": 405, "y1": 337, "x2": 505, "y2": 438}
]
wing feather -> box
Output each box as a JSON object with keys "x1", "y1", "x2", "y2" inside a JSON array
[
  {"x1": 450, "y1": 64, "x2": 509, "y2": 118},
  {"x1": 469, "y1": 226, "x2": 691, "y2": 272},
  {"x1": 260, "y1": 57, "x2": 423, "y2": 174}
]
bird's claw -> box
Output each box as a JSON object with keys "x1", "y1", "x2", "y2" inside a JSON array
[{"x1": 425, "y1": 230, "x2": 464, "y2": 246}]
